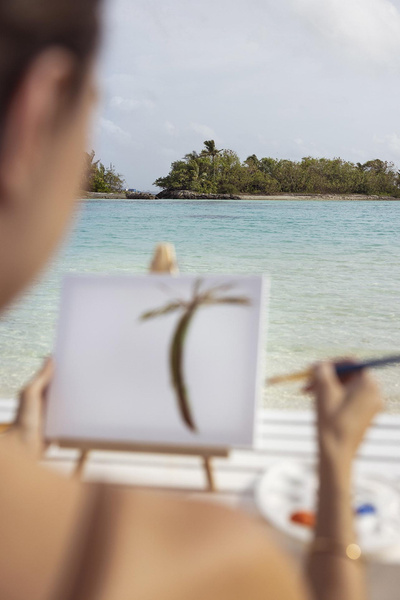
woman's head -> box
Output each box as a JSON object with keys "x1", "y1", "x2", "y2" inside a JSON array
[{"x1": 0, "y1": 0, "x2": 102, "y2": 309}]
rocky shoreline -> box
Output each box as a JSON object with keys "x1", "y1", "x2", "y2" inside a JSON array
[
  {"x1": 156, "y1": 189, "x2": 241, "y2": 200},
  {"x1": 82, "y1": 191, "x2": 399, "y2": 201},
  {"x1": 83, "y1": 191, "x2": 127, "y2": 199},
  {"x1": 126, "y1": 192, "x2": 156, "y2": 199},
  {"x1": 83, "y1": 191, "x2": 158, "y2": 200},
  {"x1": 82, "y1": 189, "x2": 241, "y2": 200}
]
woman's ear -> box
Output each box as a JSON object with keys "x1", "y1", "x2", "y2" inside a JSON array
[{"x1": 0, "y1": 47, "x2": 76, "y2": 204}]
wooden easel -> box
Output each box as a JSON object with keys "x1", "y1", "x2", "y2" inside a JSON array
[{"x1": 63, "y1": 243, "x2": 229, "y2": 491}]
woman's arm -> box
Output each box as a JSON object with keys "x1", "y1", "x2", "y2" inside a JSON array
[
  {"x1": 306, "y1": 362, "x2": 383, "y2": 600},
  {"x1": 12, "y1": 361, "x2": 309, "y2": 600}
]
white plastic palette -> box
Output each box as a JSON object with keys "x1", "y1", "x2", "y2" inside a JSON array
[{"x1": 256, "y1": 460, "x2": 400, "y2": 556}]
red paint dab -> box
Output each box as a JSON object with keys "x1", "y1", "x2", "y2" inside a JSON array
[{"x1": 290, "y1": 511, "x2": 315, "y2": 527}]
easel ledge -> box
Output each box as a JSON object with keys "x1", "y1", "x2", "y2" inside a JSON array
[
  {"x1": 47, "y1": 243, "x2": 231, "y2": 492},
  {"x1": 54, "y1": 438, "x2": 229, "y2": 491}
]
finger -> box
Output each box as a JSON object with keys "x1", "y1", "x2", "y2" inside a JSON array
[
  {"x1": 343, "y1": 370, "x2": 383, "y2": 418},
  {"x1": 302, "y1": 380, "x2": 315, "y2": 394},
  {"x1": 312, "y1": 362, "x2": 343, "y2": 416},
  {"x1": 313, "y1": 361, "x2": 342, "y2": 390},
  {"x1": 337, "y1": 372, "x2": 383, "y2": 444},
  {"x1": 24, "y1": 357, "x2": 54, "y2": 396},
  {"x1": 17, "y1": 357, "x2": 54, "y2": 424},
  {"x1": 302, "y1": 384, "x2": 314, "y2": 394}
]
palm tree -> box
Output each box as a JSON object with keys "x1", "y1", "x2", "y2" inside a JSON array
[
  {"x1": 201, "y1": 140, "x2": 223, "y2": 181},
  {"x1": 244, "y1": 154, "x2": 260, "y2": 172},
  {"x1": 140, "y1": 279, "x2": 251, "y2": 433}
]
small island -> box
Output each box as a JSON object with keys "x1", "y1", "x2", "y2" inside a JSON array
[
  {"x1": 81, "y1": 143, "x2": 400, "y2": 201},
  {"x1": 153, "y1": 140, "x2": 400, "y2": 200},
  {"x1": 82, "y1": 152, "x2": 157, "y2": 199}
]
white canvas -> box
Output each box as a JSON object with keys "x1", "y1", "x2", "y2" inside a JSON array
[{"x1": 45, "y1": 274, "x2": 268, "y2": 449}]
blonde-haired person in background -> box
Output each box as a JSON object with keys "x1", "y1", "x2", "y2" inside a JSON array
[{"x1": 0, "y1": 1, "x2": 382, "y2": 599}]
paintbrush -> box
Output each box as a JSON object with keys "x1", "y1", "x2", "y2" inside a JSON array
[{"x1": 267, "y1": 354, "x2": 400, "y2": 386}]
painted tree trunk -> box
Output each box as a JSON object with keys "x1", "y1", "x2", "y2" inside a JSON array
[{"x1": 170, "y1": 307, "x2": 197, "y2": 432}]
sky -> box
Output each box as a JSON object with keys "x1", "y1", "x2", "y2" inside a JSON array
[{"x1": 93, "y1": 0, "x2": 400, "y2": 191}]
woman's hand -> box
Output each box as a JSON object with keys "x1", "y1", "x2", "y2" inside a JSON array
[
  {"x1": 310, "y1": 362, "x2": 383, "y2": 465},
  {"x1": 306, "y1": 364, "x2": 382, "y2": 600},
  {"x1": 14, "y1": 358, "x2": 53, "y2": 460}
]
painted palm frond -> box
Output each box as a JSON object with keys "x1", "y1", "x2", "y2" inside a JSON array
[
  {"x1": 140, "y1": 301, "x2": 184, "y2": 320},
  {"x1": 198, "y1": 282, "x2": 234, "y2": 297},
  {"x1": 202, "y1": 296, "x2": 251, "y2": 306},
  {"x1": 140, "y1": 279, "x2": 251, "y2": 432}
]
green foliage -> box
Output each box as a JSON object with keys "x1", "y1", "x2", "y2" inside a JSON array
[
  {"x1": 84, "y1": 151, "x2": 126, "y2": 193},
  {"x1": 154, "y1": 142, "x2": 400, "y2": 197}
]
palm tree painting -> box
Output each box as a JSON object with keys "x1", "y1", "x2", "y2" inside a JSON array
[{"x1": 140, "y1": 279, "x2": 251, "y2": 433}]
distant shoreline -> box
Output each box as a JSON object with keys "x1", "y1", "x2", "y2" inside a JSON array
[
  {"x1": 238, "y1": 193, "x2": 400, "y2": 201},
  {"x1": 81, "y1": 192, "x2": 400, "y2": 201}
]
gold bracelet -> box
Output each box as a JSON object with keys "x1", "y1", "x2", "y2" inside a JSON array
[{"x1": 309, "y1": 537, "x2": 362, "y2": 561}]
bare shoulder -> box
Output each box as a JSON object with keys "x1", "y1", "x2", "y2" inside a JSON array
[
  {"x1": 89, "y1": 486, "x2": 309, "y2": 600},
  {"x1": 0, "y1": 435, "x2": 88, "y2": 600}
]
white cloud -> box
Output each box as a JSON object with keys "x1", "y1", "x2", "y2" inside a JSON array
[
  {"x1": 127, "y1": 0, "x2": 276, "y2": 72},
  {"x1": 110, "y1": 95, "x2": 155, "y2": 111},
  {"x1": 103, "y1": 73, "x2": 135, "y2": 90},
  {"x1": 288, "y1": 0, "x2": 400, "y2": 68},
  {"x1": 164, "y1": 121, "x2": 177, "y2": 136},
  {"x1": 159, "y1": 147, "x2": 178, "y2": 158},
  {"x1": 188, "y1": 122, "x2": 219, "y2": 140},
  {"x1": 374, "y1": 133, "x2": 400, "y2": 155},
  {"x1": 98, "y1": 118, "x2": 132, "y2": 144}
]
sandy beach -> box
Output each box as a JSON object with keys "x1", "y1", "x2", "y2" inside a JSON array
[
  {"x1": 238, "y1": 193, "x2": 400, "y2": 201},
  {"x1": 83, "y1": 192, "x2": 400, "y2": 201}
]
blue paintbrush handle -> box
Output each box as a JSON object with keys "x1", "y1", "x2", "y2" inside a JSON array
[
  {"x1": 335, "y1": 355, "x2": 400, "y2": 376},
  {"x1": 268, "y1": 354, "x2": 400, "y2": 385}
]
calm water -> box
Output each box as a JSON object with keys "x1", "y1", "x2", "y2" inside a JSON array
[{"x1": 1, "y1": 199, "x2": 400, "y2": 410}]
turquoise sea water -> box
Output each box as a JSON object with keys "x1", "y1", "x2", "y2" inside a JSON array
[{"x1": 1, "y1": 199, "x2": 400, "y2": 410}]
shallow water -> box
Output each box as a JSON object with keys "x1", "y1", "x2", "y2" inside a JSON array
[{"x1": 1, "y1": 199, "x2": 400, "y2": 410}]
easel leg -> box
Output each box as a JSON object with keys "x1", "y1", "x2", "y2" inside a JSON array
[
  {"x1": 74, "y1": 450, "x2": 89, "y2": 479},
  {"x1": 203, "y1": 456, "x2": 216, "y2": 492}
]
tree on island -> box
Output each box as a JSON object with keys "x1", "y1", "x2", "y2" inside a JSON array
[
  {"x1": 84, "y1": 150, "x2": 126, "y2": 193},
  {"x1": 201, "y1": 140, "x2": 223, "y2": 181},
  {"x1": 154, "y1": 143, "x2": 400, "y2": 198}
]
